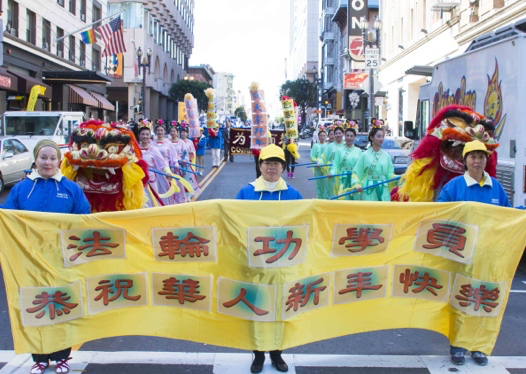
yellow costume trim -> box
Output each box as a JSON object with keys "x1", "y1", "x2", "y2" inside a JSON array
[
  {"x1": 287, "y1": 143, "x2": 300, "y2": 160},
  {"x1": 254, "y1": 176, "x2": 288, "y2": 192},
  {"x1": 60, "y1": 159, "x2": 77, "y2": 180},
  {"x1": 121, "y1": 163, "x2": 147, "y2": 210},
  {"x1": 397, "y1": 157, "x2": 437, "y2": 202}
]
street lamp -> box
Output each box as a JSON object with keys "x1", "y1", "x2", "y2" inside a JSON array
[
  {"x1": 360, "y1": 15, "x2": 382, "y2": 130},
  {"x1": 184, "y1": 75, "x2": 194, "y2": 81},
  {"x1": 136, "y1": 47, "x2": 152, "y2": 117}
]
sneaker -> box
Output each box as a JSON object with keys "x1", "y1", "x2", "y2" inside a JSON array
[
  {"x1": 287, "y1": 172, "x2": 291, "y2": 178},
  {"x1": 450, "y1": 351, "x2": 465, "y2": 365},
  {"x1": 291, "y1": 172, "x2": 294, "y2": 179},
  {"x1": 55, "y1": 358, "x2": 71, "y2": 373},
  {"x1": 30, "y1": 362, "x2": 49, "y2": 374},
  {"x1": 472, "y1": 351, "x2": 488, "y2": 366}
]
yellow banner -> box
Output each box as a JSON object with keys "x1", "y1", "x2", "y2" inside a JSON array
[
  {"x1": 0, "y1": 201, "x2": 525, "y2": 354},
  {"x1": 26, "y1": 85, "x2": 46, "y2": 111},
  {"x1": 178, "y1": 102, "x2": 188, "y2": 122}
]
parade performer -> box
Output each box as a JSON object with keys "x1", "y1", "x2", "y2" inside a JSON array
[
  {"x1": 351, "y1": 123, "x2": 395, "y2": 201},
  {"x1": 61, "y1": 120, "x2": 148, "y2": 212},
  {"x1": 310, "y1": 127, "x2": 329, "y2": 198},
  {"x1": 3, "y1": 140, "x2": 91, "y2": 374},
  {"x1": 168, "y1": 124, "x2": 190, "y2": 203},
  {"x1": 180, "y1": 127, "x2": 201, "y2": 198},
  {"x1": 322, "y1": 126, "x2": 345, "y2": 196},
  {"x1": 437, "y1": 139, "x2": 510, "y2": 366},
  {"x1": 137, "y1": 120, "x2": 180, "y2": 207},
  {"x1": 393, "y1": 105, "x2": 498, "y2": 202},
  {"x1": 329, "y1": 126, "x2": 363, "y2": 200},
  {"x1": 236, "y1": 143, "x2": 302, "y2": 373}
]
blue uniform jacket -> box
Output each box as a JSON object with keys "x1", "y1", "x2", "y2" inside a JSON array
[
  {"x1": 3, "y1": 170, "x2": 91, "y2": 214},
  {"x1": 196, "y1": 135, "x2": 207, "y2": 156},
  {"x1": 236, "y1": 177, "x2": 303, "y2": 201},
  {"x1": 437, "y1": 172, "x2": 511, "y2": 207},
  {"x1": 208, "y1": 129, "x2": 222, "y2": 149}
]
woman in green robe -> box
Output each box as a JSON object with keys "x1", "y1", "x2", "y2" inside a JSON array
[{"x1": 329, "y1": 128, "x2": 363, "y2": 200}]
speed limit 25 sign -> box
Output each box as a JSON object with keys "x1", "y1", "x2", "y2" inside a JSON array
[{"x1": 365, "y1": 48, "x2": 380, "y2": 68}]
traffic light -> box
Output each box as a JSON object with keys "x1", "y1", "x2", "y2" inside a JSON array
[
  {"x1": 324, "y1": 99, "x2": 329, "y2": 106},
  {"x1": 136, "y1": 99, "x2": 143, "y2": 115},
  {"x1": 327, "y1": 110, "x2": 331, "y2": 115}
]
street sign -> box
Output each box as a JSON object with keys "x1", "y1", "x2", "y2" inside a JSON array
[{"x1": 365, "y1": 48, "x2": 380, "y2": 69}]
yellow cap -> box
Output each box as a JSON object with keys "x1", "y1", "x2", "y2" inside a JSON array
[
  {"x1": 259, "y1": 144, "x2": 286, "y2": 162},
  {"x1": 463, "y1": 140, "x2": 491, "y2": 157}
]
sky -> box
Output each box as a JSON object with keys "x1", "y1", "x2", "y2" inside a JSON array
[{"x1": 190, "y1": 0, "x2": 290, "y2": 118}]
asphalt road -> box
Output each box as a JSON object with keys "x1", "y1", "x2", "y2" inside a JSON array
[{"x1": 1, "y1": 140, "x2": 526, "y2": 374}]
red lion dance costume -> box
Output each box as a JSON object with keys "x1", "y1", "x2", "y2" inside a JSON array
[
  {"x1": 394, "y1": 105, "x2": 499, "y2": 202},
  {"x1": 61, "y1": 120, "x2": 148, "y2": 212}
]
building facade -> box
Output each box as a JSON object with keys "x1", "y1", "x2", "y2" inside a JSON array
[{"x1": 1, "y1": 0, "x2": 114, "y2": 120}]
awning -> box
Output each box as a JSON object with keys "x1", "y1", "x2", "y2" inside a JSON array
[
  {"x1": 0, "y1": 68, "x2": 18, "y2": 91},
  {"x1": 90, "y1": 91, "x2": 115, "y2": 111},
  {"x1": 405, "y1": 65, "x2": 433, "y2": 76},
  {"x1": 43, "y1": 70, "x2": 112, "y2": 85},
  {"x1": 7, "y1": 70, "x2": 52, "y2": 99},
  {"x1": 68, "y1": 84, "x2": 98, "y2": 106}
]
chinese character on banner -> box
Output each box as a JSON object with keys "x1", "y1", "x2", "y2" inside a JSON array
[
  {"x1": 392, "y1": 265, "x2": 451, "y2": 302},
  {"x1": 249, "y1": 83, "x2": 268, "y2": 150},
  {"x1": 334, "y1": 266, "x2": 387, "y2": 304},
  {"x1": 450, "y1": 274, "x2": 505, "y2": 317},
  {"x1": 283, "y1": 274, "x2": 330, "y2": 320},
  {"x1": 87, "y1": 273, "x2": 148, "y2": 314},
  {"x1": 152, "y1": 227, "x2": 216, "y2": 262},
  {"x1": 332, "y1": 224, "x2": 392, "y2": 256},
  {"x1": 217, "y1": 277, "x2": 276, "y2": 322},
  {"x1": 20, "y1": 281, "x2": 84, "y2": 326},
  {"x1": 248, "y1": 226, "x2": 308, "y2": 268},
  {"x1": 152, "y1": 273, "x2": 211, "y2": 311},
  {"x1": 415, "y1": 220, "x2": 478, "y2": 264},
  {"x1": 61, "y1": 228, "x2": 126, "y2": 267}
]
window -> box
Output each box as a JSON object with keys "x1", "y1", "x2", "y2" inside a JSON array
[
  {"x1": 80, "y1": 0, "x2": 86, "y2": 21},
  {"x1": 69, "y1": 0, "x2": 76, "y2": 15},
  {"x1": 42, "y1": 18, "x2": 51, "y2": 50},
  {"x1": 92, "y1": 47, "x2": 101, "y2": 71},
  {"x1": 57, "y1": 0, "x2": 64, "y2": 7},
  {"x1": 57, "y1": 27, "x2": 64, "y2": 57},
  {"x1": 26, "y1": 9, "x2": 36, "y2": 45},
  {"x1": 69, "y1": 36, "x2": 76, "y2": 62},
  {"x1": 92, "y1": 4, "x2": 101, "y2": 23},
  {"x1": 7, "y1": 0, "x2": 19, "y2": 37},
  {"x1": 79, "y1": 43, "x2": 86, "y2": 66},
  {"x1": 108, "y1": 2, "x2": 143, "y2": 28}
]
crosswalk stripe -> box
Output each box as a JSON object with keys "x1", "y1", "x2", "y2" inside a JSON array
[{"x1": 2, "y1": 351, "x2": 526, "y2": 373}]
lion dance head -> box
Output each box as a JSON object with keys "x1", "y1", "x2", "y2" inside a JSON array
[
  {"x1": 394, "y1": 105, "x2": 498, "y2": 202},
  {"x1": 61, "y1": 120, "x2": 148, "y2": 212}
]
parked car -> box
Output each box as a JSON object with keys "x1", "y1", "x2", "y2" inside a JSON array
[
  {"x1": 367, "y1": 137, "x2": 410, "y2": 174},
  {"x1": 354, "y1": 132, "x2": 369, "y2": 150},
  {"x1": 0, "y1": 137, "x2": 34, "y2": 193}
]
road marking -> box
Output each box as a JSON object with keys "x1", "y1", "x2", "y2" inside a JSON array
[
  {"x1": 510, "y1": 290, "x2": 526, "y2": 293},
  {"x1": 192, "y1": 160, "x2": 226, "y2": 202},
  {"x1": 2, "y1": 351, "x2": 526, "y2": 373}
]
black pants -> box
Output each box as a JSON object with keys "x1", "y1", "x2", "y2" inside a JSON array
[
  {"x1": 224, "y1": 143, "x2": 233, "y2": 161},
  {"x1": 32, "y1": 347, "x2": 71, "y2": 362},
  {"x1": 284, "y1": 148, "x2": 296, "y2": 173}
]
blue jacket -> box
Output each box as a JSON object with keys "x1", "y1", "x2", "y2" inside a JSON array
[
  {"x1": 437, "y1": 172, "x2": 511, "y2": 207},
  {"x1": 3, "y1": 170, "x2": 91, "y2": 214},
  {"x1": 208, "y1": 129, "x2": 222, "y2": 149},
  {"x1": 236, "y1": 177, "x2": 303, "y2": 200},
  {"x1": 196, "y1": 135, "x2": 207, "y2": 156}
]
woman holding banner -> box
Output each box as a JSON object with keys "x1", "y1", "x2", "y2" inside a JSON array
[
  {"x1": 328, "y1": 127, "x2": 363, "y2": 200},
  {"x1": 168, "y1": 125, "x2": 189, "y2": 204},
  {"x1": 3, "y1": 140, "x2": 90, "y2": 374},
  {"x1": 236, "y1": 144, "x2": 302, "y2": 373},
  {"x1": 180, "y1": 127, "x2": 200, "y2": 198},
  {"x1": 322, "y1": 126, "x2": 345, "y2": 197},
  {"x1": 351, "y1": 125, "x2": 395, "y2": 201}
]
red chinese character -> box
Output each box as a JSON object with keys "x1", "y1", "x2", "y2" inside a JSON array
[
  {"x1": 158, "y1": 232, "x2": 210, "y2": 259},
  {"x1": 338, "y1": 228, "x2": 384, "y2": 253},
  {"x1": 423, "y1": 223, "x2": 467, "y2": 258},
  {"x1": 338, "y1": 272, "x2": 383, "y2": 298},
  {"x1": 26, "y1": 291, "x2": 78, "y2": 320},
  {"x1": 253, "y1": 230, "x2": 302, "y2": 263},
  {"x1": 285, "y1": 278, "x2": 327, "y2": 312},
  {"x1": 222, "y1": 288, "x2": 269, "y2": 316},
  {"x1": 455, "y1": 284, "x2": 500, "y2": 312},
  {"x1": 158, "y1": 277, "x2": 206, "y2": 304},
  {"x1": 67, "y1": 231, "x2": 119, "y2": 261},
  {"x1": 94, "y1": 279, "x2": 142, "y2": 306},
  {"x1": 399, "y1": 269, "x2": 443, "y2": 296}
]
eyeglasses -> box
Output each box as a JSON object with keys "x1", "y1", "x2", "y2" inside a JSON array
[{"x1": 261, "y1": 161, "x2": 281, "y2": 168}]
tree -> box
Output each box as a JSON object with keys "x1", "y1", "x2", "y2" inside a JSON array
[
  {"x1": 169, "y1": 80, "x2": 213, "y2": 113},
  {"x1": 279, "y1": 79, "x2": 318, "y2": 127},
  {"x1": 234, "y1": 106, "x2": 247, "y2": 123}
]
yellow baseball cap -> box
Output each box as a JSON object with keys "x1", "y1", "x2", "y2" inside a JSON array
[
  {"x1": 462, "y1": 140, "x2": 491, "y2": 157},
  {"x1": 259, "y1": 144, "x2": 286, "y2": 162}
]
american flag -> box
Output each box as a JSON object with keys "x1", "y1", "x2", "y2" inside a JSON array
[{"x1": 98, "y1": 16, "x2": 126, "y2": 57}]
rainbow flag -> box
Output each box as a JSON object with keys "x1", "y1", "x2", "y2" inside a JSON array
[{"x1": 81, "y1": 29, "x2": 97, "y2": 44}]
